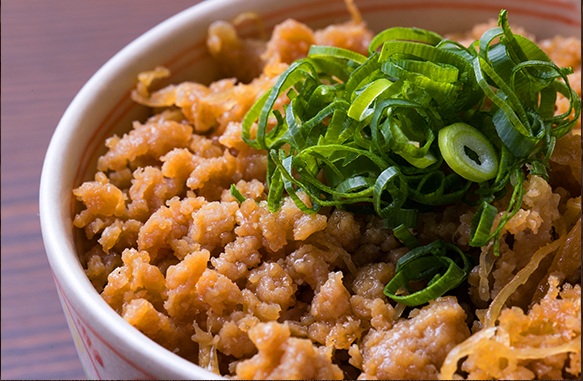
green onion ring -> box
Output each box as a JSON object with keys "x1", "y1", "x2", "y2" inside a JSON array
[{"x1": 438, "y1": 122, "x2": 499, "y2": 183}]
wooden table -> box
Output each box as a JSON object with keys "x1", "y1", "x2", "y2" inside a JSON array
[{"x1": 1, "y1": 1, "x2": 202, "y2": 379}]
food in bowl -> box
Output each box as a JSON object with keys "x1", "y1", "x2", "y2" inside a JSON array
[{"x1": 72, "y1": 3, "x2": 581, "y2": 379}]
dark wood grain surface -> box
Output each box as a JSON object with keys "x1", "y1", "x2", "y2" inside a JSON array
[{"x1": 1, "y1": 1, "x2": 202, "y2": 379}]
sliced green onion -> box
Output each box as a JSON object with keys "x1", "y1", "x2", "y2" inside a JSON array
[
  {"x1": 383, "y1": 208, "x2": 418, "y2": 229},
  {"x1": 344, "y1": 53, "x2": 381, "y2": 101},
  {"x1": 408, "y1": 171, "x2": 471, "y2": 206},
  {"x1": 469, "y1": 201, "x2": 498, "y2": 246},
  {"x1": 384, "y1": 240, "x2": 470, "y2": 306},
  {"x1": 309, "y1": 45, "x2": 367, "y2": 65},
  {"x1": 382, "y1": 58, "x2": 460, "y2": 83},
  {"x1": 373, "y1": 166, "x2": 408, "y2": 219},
  {"x1": 230, "y1": 184, "x2": 247, "y2": 204},
  {"x1": 239, "y1": 9, "x2": 580, "y2": 285},
  {"x1": 348, "y1": 78, "x2": 394, "y2": 121},
  {"x1": 375, "y1": 104, "x2": 439, "y2": 168},
  {"x1": 438, "y1": 122, "x2": 499, "y2": 183},
  {"x1": 368, "y1": 26, "x2": 443, "y2": 55},
  {"x1": 393, "y1": 223, "x2": 420, "y2": 249}
]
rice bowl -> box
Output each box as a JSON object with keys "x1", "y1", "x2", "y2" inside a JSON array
[{"x1": 40, "y1": 0, "x2": 581, "y2": 379}]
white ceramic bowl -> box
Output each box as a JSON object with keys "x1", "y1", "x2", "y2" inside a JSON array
[{"x1": 40, "y1": 0, "x2": 580, "y2": 379}]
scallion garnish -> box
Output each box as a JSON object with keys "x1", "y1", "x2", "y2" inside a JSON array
[
  {"x1": 393, "y1": 223, "x2": 421, "y2": 250},
  {"x1": 241, "y1": 10, "x2": 580, "y2": 306},
  {"x1": 230, "y1": 184, "x2": 247, "y2": 204},
  {"x1": 383, "y1": 239, "x2": 471, "y2": 306},
  {"x1": 438, "y1": 122, "x2": 499, "y2": 183}
]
